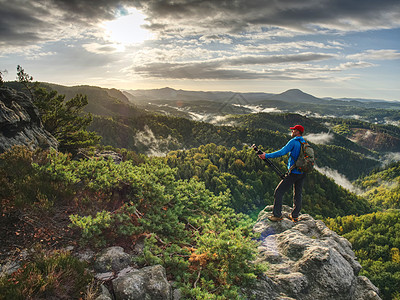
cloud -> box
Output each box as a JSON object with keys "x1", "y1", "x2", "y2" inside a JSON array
[
  {"x1": 304, "y1": 132, "x2": 334, "y2": 145},
  {"x1": 209, "y1": 115, "x2": 237, "y2": 126},
  {"x1": 133, "y1": 53, "x2": 335, "y2": 80},
  {"x1": 381, "y1": 152, "x2": 400, "y2": 166},
  {"x1": 83, "y1": 43, "x2": 124, "y2": 54},
  {"x1": 199, "y1": 35, "x2": 233, "y2": 45},
  {"x1": 235, "y1": 40, "x2": 346, "y2": 53},
  {"x1": 138, "y1": 0, "x2": 400, "y2": 35},
  {"x1": 335, "y1": 61, "x2": 376, "y2": 70},
  {"x1": 2, "y1": 0, "x2": 400, "y2": 51},
  {"x1": 347, "y1": 49, "x2": 400, "y2": 61},
  {"x1": 1, "y1": 0, "x2": 398, "y2": 96},
  {"x1": 232, "y1": 104, "x2": 282, "y2": 114},
  {"x1": 316, "y1": 166, "x2": 363, "y2": 194},
  {"x1": 0, "y1": 0, "x2": 133, "y2": 50},
  {"x1": 134, "y1": 125, "x2": 178, "y2": 156},
  {"x1": 0, "y1": 1, "x2": 55, "y2": 48}
]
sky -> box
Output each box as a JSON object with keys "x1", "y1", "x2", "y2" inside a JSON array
[{"x1": 1, "y1": 0, "x2": 400, "y2": 101}]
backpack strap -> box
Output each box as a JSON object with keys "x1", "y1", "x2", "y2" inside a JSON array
[{"x1": 288, "y1": 139, "x2": 304, "y2": 173}]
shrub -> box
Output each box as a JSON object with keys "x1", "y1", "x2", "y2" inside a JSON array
[{"x1": 0, "y1": 247, "x2": 92, "y2": 300}]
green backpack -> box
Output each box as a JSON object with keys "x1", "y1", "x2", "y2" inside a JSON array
[{"x1": 290, "y1": 140, "x2": 315, "y2": 173}]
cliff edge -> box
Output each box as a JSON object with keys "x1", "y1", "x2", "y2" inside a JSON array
[
  {"x1": 0, "y1": 87, "x2": 58, "y2": 153},
  {"x1": 245, "y1": 205, "x2": 381, "y2": 300}
]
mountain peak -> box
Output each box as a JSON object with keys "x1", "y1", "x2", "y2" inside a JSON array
[
  {"x1": 284, "y1": 88, "x2": 304, "y2": 93},
  {"x1": 159, "y1": 87, "x2": 176, "y2": 91},
  {"x1": 273, "y1": 88, "x2": 321, "y2": 102}
]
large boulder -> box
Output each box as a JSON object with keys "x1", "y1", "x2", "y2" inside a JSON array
[
  {"x1": 0, "y1": 87, "x2": 58, "y2": 153},
  {"x1": 94, "y1": 246, "x2": 131, "y2": 273},
  {"x1": 247, "y1": 205, "x2": 381, "y2": 300},
  {"x1": 112, "y1": 265, "x2": 172, "y2": 300}
]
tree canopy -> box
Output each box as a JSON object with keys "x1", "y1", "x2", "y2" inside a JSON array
[{"x1": 16, "y1": 65, "x2": 100, "y2": 152}]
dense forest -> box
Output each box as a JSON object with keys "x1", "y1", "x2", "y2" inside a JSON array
[
  {"x1": 354, "y1": 161, "x2": 400, "y2": 209},
  {"x1": 89, "y1": 113, "x2": 379, "y2": 180},
  {"x1": 326, "y1": 210, "x2": 400, "y2": 300},
  {"x1": 1, "y1": 78, "x2": 400, "y2": 299}
]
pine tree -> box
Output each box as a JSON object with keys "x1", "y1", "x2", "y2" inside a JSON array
[{"x1": 16, "y1": 66, "x2": 100, "y2": 153}]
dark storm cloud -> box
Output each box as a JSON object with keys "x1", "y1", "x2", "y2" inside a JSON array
[
  {"x1": 1, "y1": 0, "x2": 399, "y2": 49},
  {"x1": 136, "y1": 0, "x2": 400, "y2": 32},
  {"x1": 0, "y1": 1, "x2": 47, "y2": 47},
  {"x1": 0, "y1": 0, "x2": 132, "y2": 48},
  {"x1": 49, "y1": 0, "x2": 130, "y2": 20}
]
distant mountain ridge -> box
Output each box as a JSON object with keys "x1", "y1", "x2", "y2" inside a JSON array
[
  {"x1": 123, "y1": 87, "x2": 396, "y2": 104},
  {"x1": 123, "y1": 87, "x2": 275, "y2": 103}
]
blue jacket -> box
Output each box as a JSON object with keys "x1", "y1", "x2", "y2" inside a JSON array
[{"x1": 264, "y1": 136, "x2": 305, "y2": 174}]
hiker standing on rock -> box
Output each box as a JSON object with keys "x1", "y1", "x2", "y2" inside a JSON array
[{"x1": 258, "y1": 125, "x2": 307, "y2": 222}]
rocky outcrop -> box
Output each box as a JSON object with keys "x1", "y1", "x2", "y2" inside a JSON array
[
  {"x1": 93, "y1": 247, "x2": 174, "y2": 300},
  {"x1": 113, "y1": 265, "x2": 172, "y2": 300},
  {"x1": 94, "y1": 246, "x2": 131, "y2": 274},
  {"x1": 0, "y1": 87, "x2": 58, "y2": 153},
  {"x1": 92, "y1": 209, "x2": 381, "y2": 300},
  {"x1": 245, "y1": 205, "x2": 381, "y2": 300}
]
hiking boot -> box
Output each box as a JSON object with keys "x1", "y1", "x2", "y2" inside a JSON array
[
  {"x1": 268, "y1": 215, "x2": 283, "y2": 222},
  {"x1": 288, "y1": 215, "x2": 299, "y2": 223}
]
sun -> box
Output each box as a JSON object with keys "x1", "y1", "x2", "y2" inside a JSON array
[{"x1": 102, "y1": 8, "x2": 153, "y2": 46}]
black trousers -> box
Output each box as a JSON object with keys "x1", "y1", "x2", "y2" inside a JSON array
[{"x1": 273, "y1": 172, "x2": 306, "y2": 218}]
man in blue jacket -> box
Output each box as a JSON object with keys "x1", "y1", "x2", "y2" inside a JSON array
[{"x1": 258, "y1": 125, "x2": 306, "y2": 222}]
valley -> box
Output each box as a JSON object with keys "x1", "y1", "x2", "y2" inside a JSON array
[{"x1": 2, "y1": 81, "x2": 400, "y2": 299}]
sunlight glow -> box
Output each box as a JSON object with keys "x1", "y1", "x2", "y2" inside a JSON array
[{"x1": 102, "y1": 8, "x2": 153, "y2": 46}]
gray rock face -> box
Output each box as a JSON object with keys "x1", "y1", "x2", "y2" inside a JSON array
[
  {"x1": 0, "y1": 87, "x2": 58, "y2": 153},
  {"x1": 249, "y1": 205, "x2": 381, "y2": 300},
  {"x1": 94, "y1": 246, "x2": 131, "y2": 273},
  {"x1": 93, "y1": 246, "x2": 175, "y2": 300},
  {"x1": 112, "y1": 265, "x2": 172, "y2": 300}
]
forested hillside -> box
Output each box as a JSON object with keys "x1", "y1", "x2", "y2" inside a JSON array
[
  {"x1": 5, "y1": 81, "x2": 143, "y2": 118},
  {"x1": 2, "y1": 82, "x2": 400, "y2": 299},
  {"x1": 89, "y1": 113, "x2": 379, "y2": 180},
  {"x1": 0, "y1": 146, "x2": 262, "y2": 299},
  {"x1": 228, "y1": 113, "x2": 376, "y2": 156},
  {"x1": 165, "y1": 144, "x2": 371, "y2": 217},
  {"x1": 355, "y1": 161, "x2": 400, "y2": 209},
  {"x1": 322, "y1": 118, "x2": 400, "y2": 152}
]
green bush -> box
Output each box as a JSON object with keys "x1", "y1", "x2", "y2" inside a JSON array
[
  {"x1": 0, "y1": 248, "x2": 92, "y2": 300},
  {"x1": 0, "y1": 146, "x2": 66, "y2": 210},
  {"x1": 1, "y1": 146, "x2": 265, "y2": 299},
  {"x1": 181, "y1": 216, "x2": 266, "y2": 299}
]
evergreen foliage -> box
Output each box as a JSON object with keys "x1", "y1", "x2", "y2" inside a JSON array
[
  {"x1": 227, "y1": 112, "x2": 376, "y2": 156},
  {"x1": 165, "y1": 144, "x2": 372, "y2": 217},
  {"x1": 90, "y1": 113, "x2": 379, "y2": 180},
  {"x1": 0, "y1": 146, "x2": 263, "y2": 299},
  {"x1": 355, "y1": 161, "x2": 400, "y2": 209},
  {"x1": 15, "y1": 66, "x2": 100, "y2": 153},
  {"x1": 326, "y1": 211, "x2": 400, "y2": 300}
]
